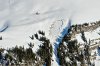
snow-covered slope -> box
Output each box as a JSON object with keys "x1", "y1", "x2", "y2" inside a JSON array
[
  {"x1": 0, "y1": 0, "x2": 100, "y2": 26},
  {"x1": 0, "y1": 0, "x2": 100, "y2": 66},
  {"x1": 75, "y1": 26, "x2": 100, "y2": 66},
  {"x1": 76, "y1": 27, "x2": 100, "y2": 44}
]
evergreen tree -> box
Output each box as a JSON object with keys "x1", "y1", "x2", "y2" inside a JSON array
[
  {"x1": 38, "y1": 30, "x2": 45, "y2": 36},
  {"x1": 34, "y1": 33, "x2": 38, "y2": 39},
  {"x1": 36, "y1": 31, "x2": 52, "y2": 66},
  {"x1": 57, "y1": 27, "x2": 91, "y2": 66},
  {"x1": 29, "y1": 35, "x2": 34, "y2": 40},
  {"x1": 28, "y1": 42, "x2": 34, "y2": 48},
  {"x1": 81, "y1": 31, "x2": 87, "y2": 43}
]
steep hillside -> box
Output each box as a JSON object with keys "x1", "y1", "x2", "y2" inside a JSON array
[
  {"x1": 0, "y1": 0, "x2": 100, "y2": 66},
  {"x1": 0, "y1": 0, "x2": 100, "y2": 48}
]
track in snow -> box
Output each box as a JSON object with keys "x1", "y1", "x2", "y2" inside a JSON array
[
  {"x1": 49, "y1": 19, "x2": 65, "y2": 39},
  {"x1": 0, "y1": 21, "x2": 10, "y2": 32}
]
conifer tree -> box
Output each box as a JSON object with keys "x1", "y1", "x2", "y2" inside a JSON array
[{"x1": 36, "y1": 30, "x2": 52, "y2": 66}]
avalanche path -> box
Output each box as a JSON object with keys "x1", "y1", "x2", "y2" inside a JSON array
[{"x1": 52, "y1": 20, "x2": 71, "y2": 66}]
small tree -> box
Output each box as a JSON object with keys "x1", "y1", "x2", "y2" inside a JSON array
[
  {"x1": 34, "y1": 33, "x2": 38, "y2": 39},
  {"x1": 81, "y1": 31, "x2": 87, "y2": 43},
  {"x1": 29, "y1": 35, "x2": 34, "y2": 40},
  {"x1": 0, "y1": 36, "x2": 2, "y2": 40},
  {"x1": 28, "y1": 42, "x2": 34, "y2": 48},
  {"x1": 38, "y1": 30, "x2": 45, "y2": 36}
]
